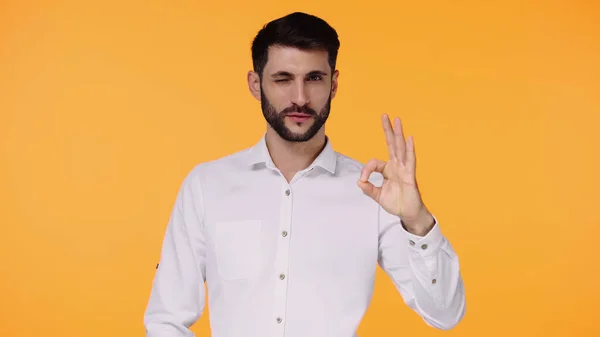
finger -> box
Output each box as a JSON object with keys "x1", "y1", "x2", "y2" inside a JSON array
[
  {"x1": 393, "y1": 117, "x2": 407, "y2": 162},
  {"x1": 381, "y1": 114, "x2": 396, "y2": 159},
  {"x1": 357, "y1": 179, "x2": 381, "y2": 203},
  {"x1": 359, "y1": 158, "x2": 387, "y2": 182},
  {"x1": 406, "y1": 135, "x2": 416, "y2": 170}
]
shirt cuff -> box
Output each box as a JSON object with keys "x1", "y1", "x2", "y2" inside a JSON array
[{"x1": 401, "y1": 215, "x2": 444, "y2": 257}]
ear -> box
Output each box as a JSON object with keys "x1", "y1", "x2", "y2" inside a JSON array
[
  {"x1": 331, "y1": 69, "x2": 340, "y2": 99},
  {"x1": 247, "y1": 70, "x2": 261, "y2": 101}
]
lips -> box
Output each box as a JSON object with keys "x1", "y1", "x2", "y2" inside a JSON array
[{"x1": 286, "y1": 113, "x2": 312, "y2": 123}]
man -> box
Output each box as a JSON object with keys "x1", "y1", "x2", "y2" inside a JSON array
[{"x1": 144, "y1": 11, "x2": 465, "y2": 337}]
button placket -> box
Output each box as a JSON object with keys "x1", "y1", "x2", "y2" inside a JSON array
[{"x1": 272, "y1": 184, "x2": 293, "y2": 335}]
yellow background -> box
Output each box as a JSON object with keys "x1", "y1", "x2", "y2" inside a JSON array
[{"x1": 1, "y1": 0, "x2": 599, "y2": 336}]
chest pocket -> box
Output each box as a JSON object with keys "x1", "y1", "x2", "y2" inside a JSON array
[{"x1": 214, "y1": 220, "x2": 263, "y2": 280}]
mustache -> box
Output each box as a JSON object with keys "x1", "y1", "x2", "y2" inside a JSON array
[{"x1": 280, "y1": 105, "x2": 317, "y2": 116}]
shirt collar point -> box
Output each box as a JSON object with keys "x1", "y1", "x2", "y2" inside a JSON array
[{"x1": 246, "y1": 134, "x2": 337, "y2": 174}]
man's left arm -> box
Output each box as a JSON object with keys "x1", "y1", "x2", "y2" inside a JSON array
[
  {"x1": 377, "y1": 207, "x2": 466, "y2": 330},
  {"x1": 357, "y1": 114, "x2": 466, "y2": 329}
]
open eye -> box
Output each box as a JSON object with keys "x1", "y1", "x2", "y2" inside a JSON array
[{"x1": 307, "y1": 75, "x2": 322, "y2": 82}]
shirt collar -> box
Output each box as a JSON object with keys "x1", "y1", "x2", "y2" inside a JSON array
[{"x1": 247, "y1": 134, "x2": 337, "y2": 174}]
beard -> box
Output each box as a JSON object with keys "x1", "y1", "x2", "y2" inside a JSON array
[{"x1": 261, "y1": 86, "x2": 332, "y2": 142}]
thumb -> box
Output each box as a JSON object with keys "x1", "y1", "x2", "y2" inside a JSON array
[
  {"x1": 357, "y1": 179, "x2": 381, "y2": 202},
  {"x1": 358, "y1": 159, "x2": 386, "y2": 202}
]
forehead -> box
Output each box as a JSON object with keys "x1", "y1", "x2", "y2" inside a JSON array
[{"x1": 264, "y1": 46, "x2": 330, "y2": 75}]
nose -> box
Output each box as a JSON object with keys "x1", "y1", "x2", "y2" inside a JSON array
[{"x1": 290, "y1": 80, "x2": 309, "y2": 107}]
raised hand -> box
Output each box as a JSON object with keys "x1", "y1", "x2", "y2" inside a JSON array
[{"x1": 357, "y1": 114, "x2": 434, "y2": 235}]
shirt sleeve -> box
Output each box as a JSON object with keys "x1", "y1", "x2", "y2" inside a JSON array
[
  {"x1": 377, "y1": 206, "x2": 466, "y2": 330},
  {"x1": 144, "y1": 172, "x2": 207, "y2": 337}
]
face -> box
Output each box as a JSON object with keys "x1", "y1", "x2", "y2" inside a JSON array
[{"x1": 248, "y1": 46, "x2": 339, "y2": 142}]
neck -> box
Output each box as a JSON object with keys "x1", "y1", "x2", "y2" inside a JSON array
[{"x1": 265, "y1": 128, "x2": 326, "y2": 177}]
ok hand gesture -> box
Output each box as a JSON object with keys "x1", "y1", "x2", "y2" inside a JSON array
[{"x1": 357, "y1": 114, "x2": 434, "y2": 235}]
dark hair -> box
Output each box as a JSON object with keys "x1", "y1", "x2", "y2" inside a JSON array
[{"x1": 251, "y1": 12, "x2": 340, "y2": 77}]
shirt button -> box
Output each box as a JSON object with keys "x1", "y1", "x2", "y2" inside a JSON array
[
  {"x1": 279, "y1": 273, "x2": 285, "y2": 280},
  {"x1": 432, "y1": 279, "x2": 437, "y2": 284},
  {"x1": 281, "y1": 230, "x2": 288, "y2": 237},
  {"x1": 409, "y1": 240, "x2": 415, "y2": 246},
  {"x1": 285, "y1": 189, "x2": 290, "y2": 196},
  {"x1": 421, "y1": 244, "x2": 428, "y2": 250},
  {"x1": 276, "y1": 317, "x2": 282, "y2": 323}
]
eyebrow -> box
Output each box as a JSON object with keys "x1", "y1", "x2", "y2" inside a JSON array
[{"x1": 270, "y1": 70, "x2": 329, "y2": 78}]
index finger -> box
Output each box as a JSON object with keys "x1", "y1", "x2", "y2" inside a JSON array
[{"x1": 360, "y1": 158, "x2": 387, "y2": 182}]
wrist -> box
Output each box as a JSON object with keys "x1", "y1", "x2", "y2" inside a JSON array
[{"x1": 402, "y1": 209, "x2": 435, "y2": 236}]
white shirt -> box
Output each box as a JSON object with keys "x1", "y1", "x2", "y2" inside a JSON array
[{"x1": 143, "y1": 135, "x2": 466, "y2": 337}]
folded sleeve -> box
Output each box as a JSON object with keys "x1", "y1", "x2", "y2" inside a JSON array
[{"x1": 144, "y1": 171, "x2": 207, "y2": 337}]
